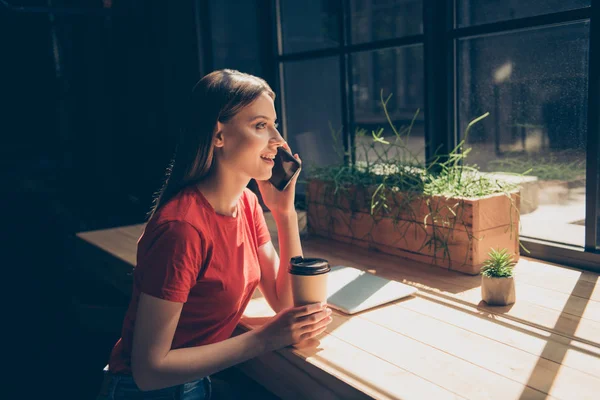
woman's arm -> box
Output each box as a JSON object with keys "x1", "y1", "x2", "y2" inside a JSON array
[
  {"x1": 131, "y1": 292, "x2": 329, "y2": 391},
  {"x1": 257, "y1": 211, "x2": 302, "y2": 312},
  {"x1": 131, "y1": 293, "x2": 264, "y2": 391},
  {"x1": 256, "y1": 144, "x2": 303, "y2": 312}
]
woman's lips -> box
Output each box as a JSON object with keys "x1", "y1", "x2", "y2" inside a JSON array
[{"x1": 261, "y1": 157, "x2": 274, "y2": 166}]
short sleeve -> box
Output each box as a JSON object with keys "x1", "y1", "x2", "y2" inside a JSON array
[
  {"x1": 251, "y1": 192, "x2": 272, "y2": 248},
  {"x1": 137, "y1": 221, "x2": 203, "y2": 303}
]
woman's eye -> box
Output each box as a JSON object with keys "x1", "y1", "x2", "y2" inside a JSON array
[{"x1": 255, "y1": 121, "x2": 278, "y2": 130}]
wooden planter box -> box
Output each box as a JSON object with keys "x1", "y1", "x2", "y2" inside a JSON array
[{"x1": 306, "y1": 180, "x2": 520, "y2": 275}]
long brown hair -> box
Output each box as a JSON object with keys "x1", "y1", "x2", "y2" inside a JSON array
[{"x1": 148, "y1": 69, "x2": 275, "y2": 219}]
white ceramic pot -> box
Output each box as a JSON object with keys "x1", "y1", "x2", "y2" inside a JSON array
[{"x1": 481, "y1": 275, "x2": 516, "y2": 306}]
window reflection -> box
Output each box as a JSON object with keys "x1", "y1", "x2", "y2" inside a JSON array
[
  {"x1": 456, "y1": 0, "x2": 590, "y2": 27},
  {"x1": 280, "y1": 0, "x2": 340, "y2": 54},
  {"x1": 457, "y1": 22, "x2": 589, "y2": 247},
  {"x1": 350, "y1": 0, "x2": 423, "y2": 44},
  {"x1": 282, "y1": 57, "x2": 343, "y2": 194},
  {"x1": 210, "y1": 0, "x2": 262, "y2": 76},
  {"x1": 352, "y1": 46, "x2": 425, "y2": 164}
]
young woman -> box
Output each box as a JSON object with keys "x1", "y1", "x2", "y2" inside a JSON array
[{"x1": 97, "y1": 69, "x2": 333, "y2": 399}]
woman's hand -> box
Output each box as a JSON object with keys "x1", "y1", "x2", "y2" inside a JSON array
[
  {"x1": 256, "y1": 142, "x2": 301, "y2": 216},
  {"x1": 254, "y1": 302, "x2": 333, "y2": 352}
]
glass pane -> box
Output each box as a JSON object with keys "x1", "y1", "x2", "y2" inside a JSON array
[
  {"x1": 352, "y1": 45, "x2": 425, "y2": 166},
  {"x1": 282, "y1": 57, "x2": 343, "y2": 194},
  {"x1": 350, "y1": 0, "x2": 423, "y2": 44},
  {"x1": 457, "y1": 22, "x2": 589, "y2": 247},
  {"x1": 457, "y1": 0, "x2": 590, "y2": 28},
  {"x1": 280, "y1": 0, "x2": 340, "y2": 54},
  {"x1": 210, "y1": 0, "x2": 262, "y2": 76}
]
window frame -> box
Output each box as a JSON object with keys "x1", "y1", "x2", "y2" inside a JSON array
[{"x1": 264, "y1": 0, "x2": 600, "y2": 272}]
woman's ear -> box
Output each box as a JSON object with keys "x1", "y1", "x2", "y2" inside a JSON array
[{"x1": 213, "y1": 121, "x2": 225, "y2": 148}]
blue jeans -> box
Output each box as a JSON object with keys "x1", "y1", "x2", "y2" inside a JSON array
[{"x1": 96, "y1": 372, "x2": 212, "y2": 400}]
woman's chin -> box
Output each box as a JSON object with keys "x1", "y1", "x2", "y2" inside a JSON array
[
  {"x1": 260, "y1": 172, "x2": 273, "y2": 181},
  {"x1": 252, "y1": 169, "x2": 273, "y2": 182}
]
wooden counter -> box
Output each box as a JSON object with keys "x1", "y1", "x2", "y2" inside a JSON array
[{"x1": 76, "y1": 213, "x2": 600, "y2": 400}]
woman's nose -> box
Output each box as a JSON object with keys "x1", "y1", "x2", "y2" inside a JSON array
[{"x1": 269, "y1": 127, "x2": 285, "y2": 146}]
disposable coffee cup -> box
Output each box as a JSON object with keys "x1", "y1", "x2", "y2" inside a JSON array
[{"x1": 288, "y1": 256, "x2": 331, "y2": 307}]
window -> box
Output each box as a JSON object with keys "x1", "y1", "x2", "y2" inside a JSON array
[
  {"x1": 279, "y1": 0, "x2": 340, "y2": 54},
  {"x1": 282, "y1": 57, "x2": 344, "y2": 194},
  {"x1": 456, "y1": 0, "x2": 590, "y2": 27},
  {"x1": 276, "y1": 0, "x2": 425, "y2": 194},
  {"x1": 457, "y1": 21, "x2": 590, "y2": 247},
  {"x1": 352, "y1": 45, "x2": 425, "y2": 163},
  {"x1": 270, "y1": 0, "x2": 599, "y2": 269},
  {"x1": 210, "y1": 0, "x2": 262, "y2": 76},
  {"x1": 350, "y1": 0, "x2": 423, "y2": 43}
]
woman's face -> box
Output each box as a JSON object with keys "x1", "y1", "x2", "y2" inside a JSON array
[{"x1": 214, "y1": 92, "x2": 284, "y2": 182}]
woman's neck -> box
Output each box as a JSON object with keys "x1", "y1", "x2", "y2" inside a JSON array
[{"x1": 196, "y1": 167, "x2": 248, "y2": 217}]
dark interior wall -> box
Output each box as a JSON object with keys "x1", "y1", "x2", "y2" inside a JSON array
[
  {"x1": 2, "y1": 4, "x2": 57, "y2": 189},
  {"x1": 1, "y1": 2, "x2": 201, "y2": 398},
  {"x1": 109, "y1": 0, "x2": 202, "y2": 219},
  {"x1": 1, "y1": 0, "x2": 276, "y2": 230},
  {"x1": 205, "y1": 0, "x2": 277, "y2": 98},
  {"x1": 2, "y1": 0, "x2": 201, "y2": 230},
  {"x1": 1, "y1": 1, "x2": 273, "y2": 396}
]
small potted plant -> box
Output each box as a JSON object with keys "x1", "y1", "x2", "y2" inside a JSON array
[{"x1": 480, "y1": 248, "x2": 516, "y2": 306}]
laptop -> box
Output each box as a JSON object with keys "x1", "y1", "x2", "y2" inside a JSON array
[{"x1": 326, "y1": 265, "x2": 418, "y2": 315}]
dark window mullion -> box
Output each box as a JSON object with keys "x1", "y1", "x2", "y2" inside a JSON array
[
  {"x1": 339, "y1": 0, "x2": 350, "y2": 165},
  {"x1": 279, "y1": 35, "x2": 425, "y2": 62},
  {"x1": 343, "y1": 0, "x2": 356, "y2": 165},
  {"x1": 452, "y1": 7, "x2": 591, "y2": 39},
  {"x1": 274, "y1": 0, "x2": 283, "y2": 57},
  {"x1": 278, "y1": 47, "x2": 341, "y2": 62},
  {"x1": 449, "y1": 0, "x2": 458, "y2": 150},
  {"x1": 585, "y1": 0, "x2": 600, "y2": 250},
  {"x1": 277, "y1": 62, "x2": 289, "y2": 142},
  {"x1": 345, "y1": 34, "x2": 424, "y2": 53},
  {"x1": 257, "y1": 0, "x2": 278, "y2": 89},
  {"x1": 273, "y1": 0, "x2": 289, "y2": 141},
  {"x1": 424, "y1": 0, "x2": 452, "y2": 167}
]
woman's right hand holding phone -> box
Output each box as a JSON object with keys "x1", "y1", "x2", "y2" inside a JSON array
[{"x1": 255, "y1": 302, "x2": 333, "y2": 351}]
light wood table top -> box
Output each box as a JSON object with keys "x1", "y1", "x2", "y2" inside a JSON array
[{"x1": 76, "y1": 213, "x2": 600, "y2": 400}]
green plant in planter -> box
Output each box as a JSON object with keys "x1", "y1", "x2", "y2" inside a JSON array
[
  {"x1": 480, "y1": 248, "x2": 517, "y2": 306},
  {"x1": 480, "y1": 248, "x2": 516, "y2": 278},
  {"x1": 303, "y1": 90, "x2": 527, "y2": 274},
  {"x1": 307, "y1": 92, "x2": 525, "y2": 199}
]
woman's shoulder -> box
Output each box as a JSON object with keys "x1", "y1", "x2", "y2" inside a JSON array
[
  {"x1": 144, "y1": 218, "x2": 200, "y2": 241},
  {"x1": 137, "y1": 219, "x2": 204, "y2": 263},
  {"x1": 242, "y1": 187, "x2": 260, "y2": 207},
  {"x1": 241, "y1": 188, "x2": 264, "y2": 217},
  {"x1": 147, "y1": 188, "x2": 212, "y2": 236}
]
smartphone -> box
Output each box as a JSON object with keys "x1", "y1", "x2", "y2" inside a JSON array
[{"x1": 269, "y1": 146, "x2": 301, "y2": 191}]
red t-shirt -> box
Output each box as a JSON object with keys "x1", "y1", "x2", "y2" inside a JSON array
[{"x1": 108, "y1": 186, "x2": 271, "y2": 374}]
